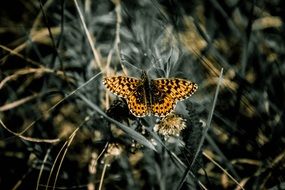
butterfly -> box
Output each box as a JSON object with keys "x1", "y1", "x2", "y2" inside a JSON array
[{"x1": 103, "y1": 71, "x2": 198, "y2": 117}]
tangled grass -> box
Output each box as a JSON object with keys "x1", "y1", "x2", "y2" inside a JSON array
[{"x1": 0, "y1": 0, "x2": 284, "y2": 189}]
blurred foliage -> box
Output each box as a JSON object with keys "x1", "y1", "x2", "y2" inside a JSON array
[{"x1": 0, "y1": 0, "x2": 285, "y2": 189}]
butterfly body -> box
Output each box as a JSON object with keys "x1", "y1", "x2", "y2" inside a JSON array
[{"x1": 103, "y1": 72, "x2": 198, "y2": 117}]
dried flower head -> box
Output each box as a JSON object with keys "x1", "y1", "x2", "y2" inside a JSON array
[{"x1": 154, "y1": 113, "x2": 187, "y2": 137}]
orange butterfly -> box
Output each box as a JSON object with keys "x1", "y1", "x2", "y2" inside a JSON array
[{"x1": 103, "y1": 72, "x2": 198, "y2": 117}]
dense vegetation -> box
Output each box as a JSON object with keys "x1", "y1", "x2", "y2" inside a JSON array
[{"x1": 0, "y1": 0, "x2": 284, "y2": 189}]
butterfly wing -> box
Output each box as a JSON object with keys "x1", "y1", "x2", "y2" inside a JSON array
[
  {"x1": 152, "y1": 78, "x2": 198, "y2": 101},
  {"x1": 126, "y1": 84, "x2": 149, "y2": 117},
  {"x1": 103, "y1": 76, "x2": 149, "y2": 117},
  {"x1": 150, "y1": 78, "x2": 198, "y2": 117},
  {"x1": 151, "y1": 94, "x2": 176, "y2": 117},
  {"x1": 103, "y1": 76, "x2": 141, "y2": 98}
]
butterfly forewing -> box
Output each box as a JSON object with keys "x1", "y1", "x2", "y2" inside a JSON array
[
  {"x1": 103, "y1": 76, "x2": 140, "y2": 98},
  {"x1": 152, "y1": 78, "x2": 198, "y2": 101}
]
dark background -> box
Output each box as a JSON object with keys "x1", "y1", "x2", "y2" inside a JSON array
[{"x1": 0, "y1": 0, "x2": 284, "y2": 189}]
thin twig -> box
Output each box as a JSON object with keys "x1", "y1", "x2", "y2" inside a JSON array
[
  {"x1": 0, "y1": 118, "x2": 60, "y2": 144},
  {"x1": 191, "y1": 68, "x2": 224, "y2": 167},
  {"x1": 98, "y1": 163, "x2": 108, "y2": 190},
  {"x1": 52, "y1": 128, "x2": 79, "y2": 190},
  {"x1": 45, "y1": 141, "x2": 69, "y2": 190},
  {"x1": 203, "y1": 152, "x2": 245, "y2": 190},
  {"x1": 176, "y1": 68, "x2": 223, "y2": 190},
  {"x1": 73, "y1": 0, "x2": 103, "y2": 70},
  {"x1": 45, "y1": 113, "x2": 94, "y2": 190},
  {"x1": 18, "y1": 71, "x2": 102, "y2": 135},
  {"x1": 0, "y1": 93, "x2": 40, "y2": 111},
  {"x1": 0, "y1": 45, "x2": 41, "y2": 66},
  {"x1": 36, "y1": 148, "x2": 51, "y2": 190}
]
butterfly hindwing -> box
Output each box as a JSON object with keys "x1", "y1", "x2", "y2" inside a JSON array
[
  {"x1": 150, "y1": 82, "x2": 176, "y2": 117},
  {"x1": 103, "y1": 76, "x2": 140, "y2": 98},
  {"x1": 151, "y1": 94, "x2": 176, "y2": 117},
  {"x1": 152, "y1": 78, "x2": 198, "y2": 101},
  {"x1": 126, "y1": 84, "x2": 149, "y2": 117}
]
